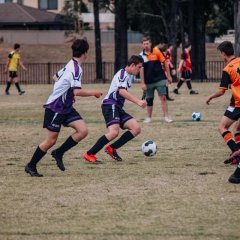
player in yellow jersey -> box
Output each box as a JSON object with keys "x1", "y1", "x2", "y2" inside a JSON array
[
  {"x1": 206, "y1": 41, "x2": 240, "y2": 184},
  {"x1": 4, "y1": 43, "x2": 27, "y2": 95}
]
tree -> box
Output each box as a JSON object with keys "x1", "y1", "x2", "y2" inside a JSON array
[
  {"x1": 92, "y1": 0, "x2": 103, "y2": 81},
  {"x1": 234, "y1": 0, "x2": 240, "y2": 56},
  {"x1": 114, "y1": 0, "x2": 128, "y2": 72}
]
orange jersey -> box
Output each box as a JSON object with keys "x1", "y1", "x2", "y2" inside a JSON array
[
  {"x1": 219, "y1": 57, "x2": 240, "y2": 107},
  {"x1": 139, "y1": 47, "x2": 166, "y2": 84},
  {"x1": 180, "y1": 50, "x2": 191, "y2": 71}
]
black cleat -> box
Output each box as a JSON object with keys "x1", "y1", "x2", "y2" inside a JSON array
[
  {"x1": 25, "y1": 164, "x2": 43, "y2": 177},
  {"x1": 51, "y1": 150, "x2": 65, "y2": 171},
  {"x1": 228, "y1": 174, "x2": 240, "y2": 184},
  {"x1": 19, "y1": 90, "x2": 25, "y2": 95},
  {"x1": 5, "y1": 91, "x2": 10, "y2": 95},
  {"x1": 173, "y1": 89, "x2": 179, "y2": 94},
  {"x1": 166, "y1": 96, "x2": 174, "y2": 101},
  {"x1": 190, "y1": 90, "x2": 198, "y2": 94}
]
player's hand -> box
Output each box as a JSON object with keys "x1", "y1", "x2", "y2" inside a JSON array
[
  {"x1": 94, "y1": 91, "x2": 103, "y2": 98},
  {"x1": 138, "y1": 100, "x2": 147, "y2": 108},
  {"x1": 141, "y1": 83, "x2": 147, "y2": 91},
  {"x1": 167, "y1": 76, "x2": 172, "y2": 84}
]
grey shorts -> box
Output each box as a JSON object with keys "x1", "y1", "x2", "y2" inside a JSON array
[{"x1": 146, "y1": 80, "x2": 167, "y2": 98}]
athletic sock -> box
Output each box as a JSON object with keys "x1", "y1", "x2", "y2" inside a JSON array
[
  {"x1": 56, "y1": 136, "x2": 78, "y2": 156},
  {"x1": 5, "y1": 82, "x2": 11, "y2": 92},
  {"x1": 110, "y1": 131, "x2": 134, "y2": 149},
  {"x1": 186, "y1": 80, "x2": 192, "y2": 90},
  {"x1": 15, "y1": 82, "x2": 21, "y2": 92},
  {"x1": 28, "y1": 146, "x2": 46, "y2": 168},
  {"x1": 87, "y1": 135, "x2": 109, "y2": 155},
  {"x1": 234, "y1": 132, "x2": 240, "y2": 148},
  {"x1": 222, "y1": 131, "x2": 239, "y2": 152},
  {"x1": 177, "y1": 79, "x2": 184, "y2": 89}
]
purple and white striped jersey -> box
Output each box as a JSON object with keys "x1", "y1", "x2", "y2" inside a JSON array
[
  {"x1": 102, "y1": 69, "x2": 133, "y2": 108},
  {"x1": 44, "y1": 59, "x2": 82, "y2": 114}
]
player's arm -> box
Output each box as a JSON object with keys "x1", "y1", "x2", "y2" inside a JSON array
[
  {"x1": 4, "y1": 59, "x2": 10, "y2": 73},
  {"x1": 206, "y1": 88, "x2": 226, "y2": 105},
  {"x1": 19, "y1": 60, "x2": 27, "y2": 70},
  {"x1": 177, "y1": 59, "x2": 183, "y2": 73},
  {"x1": 73, "y1": 88, "x2": 102, "y2": 98},
  {"x1": 140, "y1": 67, "x2": 147, "y2": 91},
  {"x1": 163, "y1": 60, "x2": 172, "y2": 83},
  {"x1": 119, "y1": 88, "x2": 146, "y2": 108}
]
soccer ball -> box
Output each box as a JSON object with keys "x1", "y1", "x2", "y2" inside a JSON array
[
  {"x1": 192, "y1": 112, "x2": 201, "y2": 121},
  {"x1": 141, "y1": 140, "x2": 157, "y2": 157}
]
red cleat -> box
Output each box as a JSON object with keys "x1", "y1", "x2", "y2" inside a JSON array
[
  {"x1": 83, "y1": 152, "x2": 98, "y2": 163},
  {"x1": 105, "y1": 145, "x2": 122, "y2": 161}
]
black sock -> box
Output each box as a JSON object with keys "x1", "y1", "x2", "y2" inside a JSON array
[
  {"x1": 28, "y1": 146, "x2": 46, "y2": 168},
  {"x1": 177, "y1": 80, "x2": 184, "y2": 89},
  {"x1": 56, "y1": 136, "x2": 78, "y2": 156},
  {"x1": 110, "y1": 131, "x2": 134, "y2": 149},
  {"x1": 5, "y1": 82, "x2": 11, "y2": 92},
  {"x1": 87, "y1": 135, "x2": 109, "y2": 155},
  {"x1": 15, "y1": 82, "x2": 21, "y2": 92},
  {"x1": 186, "y1": 80, "x2": 192, "y2": 90}
]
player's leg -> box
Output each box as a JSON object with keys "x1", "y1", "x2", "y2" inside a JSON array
[
  {"x1": 13, "y1": 75, "x2": 25, "y2": 95},
  {"x1": 229, "y1": 162, "x2": 240, "y2": 184},
  {"x1": 174, "y1": 71, "x2": 185, "y2": 94},
  {"x1": 5, "y1": 74, "x2": 13, "y2": 95},
  {"x1": 156, "y1": 80, "x2": 173, "y2": 123},
  {"x1": 143, "y1": 84, "x2": 154, "y2": 123},
  {"x1": 25, "y1": 130, "x2": 59, "y2": 177}
]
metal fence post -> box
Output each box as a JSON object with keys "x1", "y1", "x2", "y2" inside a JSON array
[
  {"x1": 102, "y1": 62, "x2": 106, "y2": 83},
  {"x1": 47, "y1": 62, "x2": 51, "y2": 84}
]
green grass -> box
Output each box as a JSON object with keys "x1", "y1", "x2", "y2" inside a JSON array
[{"x1": 0, "y1": 83, "x2": 239, "y2": 240}]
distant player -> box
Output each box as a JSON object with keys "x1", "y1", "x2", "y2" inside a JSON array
[
  {"x1": 83, "y1": 55, "x2": 146, "y2": 163},
  {"x1": 206, "y1": 41, "x2": 240, "y2": 184},
  {"x1": 25, "y1": 39, "x2": 102, "y2": 177},
  {"x1": 4, "y1": 43, "x2": 26, "y2": 95},
  {"x1": 174, "y1": 43, "x2": 198, "y2": 95}
]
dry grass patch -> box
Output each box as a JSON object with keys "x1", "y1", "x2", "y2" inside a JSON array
[{"x1": 0, "y1": 83, "x2": 239, "y2": 240}]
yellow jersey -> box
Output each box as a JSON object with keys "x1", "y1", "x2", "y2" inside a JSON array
[{"x1": 8, "y1": 51, "x2": 20, "y2": 72}]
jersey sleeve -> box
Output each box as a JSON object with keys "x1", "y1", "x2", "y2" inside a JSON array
[
  {"x1": 219, "y1": 71, "x2": 231, "y2": 89},
  {"x1": 153, "y1": 48, "x2": 166, "y2": 63}
]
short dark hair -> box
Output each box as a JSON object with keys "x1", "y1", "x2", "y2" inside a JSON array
[
  {"x1": 14, "y1": 43, "x2": 20, "y2": 49},
  {"x1": 71, "y1": 38, "x2": 89, "y2": 57},
  {"x1": 142, "y1": 36, "x2": 151, "y2": 43},
  {"x1": 127, "y1": 55, "x2": 144, "y2": 66},
  {"x1": 217, "y1": 41, "x2": 234, "y2": 56}
]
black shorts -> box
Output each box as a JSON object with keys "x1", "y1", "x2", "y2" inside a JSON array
[
  {"x1": 102, "y1": 104, "x2": 133, "y2": 129},
  {"x1": 43, "y1": 108, "x2": 82, "y2": 132},
  {"x1": 9, "y1": 71, "x2": 17, "y2": 78},
  {"x1": 224, "y1": 106, "x2": 240, "y2": 121},
  {"x1": 181, "y1": 70, "x2": 191, "y2": 80}
]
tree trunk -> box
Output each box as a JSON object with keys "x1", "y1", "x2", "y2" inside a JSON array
[
  {"x1": 189, "y1": 0, "x2": 207, "y2": 80},
  {"x1": 234, "y1": 0, "x2": 240, "y2": 56},
  {"x1": 114, "y1": 0, "x2": 128, "y2": 73},
  {"x1": 93, "y1": 0, "x2": 103, "y2": 81}
]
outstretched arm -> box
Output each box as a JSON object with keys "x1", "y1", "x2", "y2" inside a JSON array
[
  {"x1": 119, "y1": 88, "x2": 146, "y2": 108},
  {"x1": 206, "y1": 88, "x2": 226, "y2": 105},
  {"x1": 74, "y1": 88, "x2": 102, "y2": 98}
]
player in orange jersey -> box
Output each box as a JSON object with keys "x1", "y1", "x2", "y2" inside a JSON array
[{"x1": 206, "y1": 41, "x2": 240, "y2": 184}]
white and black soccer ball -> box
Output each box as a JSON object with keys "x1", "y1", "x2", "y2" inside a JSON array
[
  {"x1": 141, "y1": 140, "x2": 157, "y2": 157},
  {"x1": 192, "y1": 112, "x2": 201, "y2": 121}
]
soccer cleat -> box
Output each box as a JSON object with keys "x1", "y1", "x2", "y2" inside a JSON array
[
  {"x1": 51, "y1": 150, "x2": 65, "y2": 171},
  {"x1": 5, "y1": 91, "x2": 10, "y2": 95},
  {"x1": 105, "y1": 145, "x2": 123, "y2": 161},
  {"x1": 25, "y1": 164, "x2": 43, "y2": 177},
  {"x1": 166, "y1": 96, "x2": 174, "y2": 101},
  {"x1": 19, "y1": 90, "x2": 25, "y2": 95},
  {"x1": 173, "y1": 88, "x2": 179, "y2": 94},
  {"x1": 224, "y1": 149, "x2": 240, "y2": 165},
  {"x1": 228, "y1": 173, "x2": 240, "y2": 184},
  {"x1": 189, "y1": 90, "x2": 198, "y2": 94},
  {"x1": 83, "y1": 152, "x2": 99, "y2": 163}
]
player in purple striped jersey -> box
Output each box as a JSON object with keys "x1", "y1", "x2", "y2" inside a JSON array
[
  {"x1": 83, "y1": 55, "x2": 146, "y2": 163},
  {"x1": 25, "y1": 39, "x2": 102, "y2": 177}
]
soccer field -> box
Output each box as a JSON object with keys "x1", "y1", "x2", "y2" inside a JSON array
[{"x1": 0, "y1": 83, "x2": 239, "y2": 240}]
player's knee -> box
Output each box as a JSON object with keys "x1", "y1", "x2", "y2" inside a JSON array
[
  {"x1": 146, "y1": 98, "x2": 154, "y2": 106},
  {"x1": 109, "y1": 129, "x2": 119, "y2": 140},
  {"x1": 132, "y1": 125, "x2": 141, "y2": 136}
]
